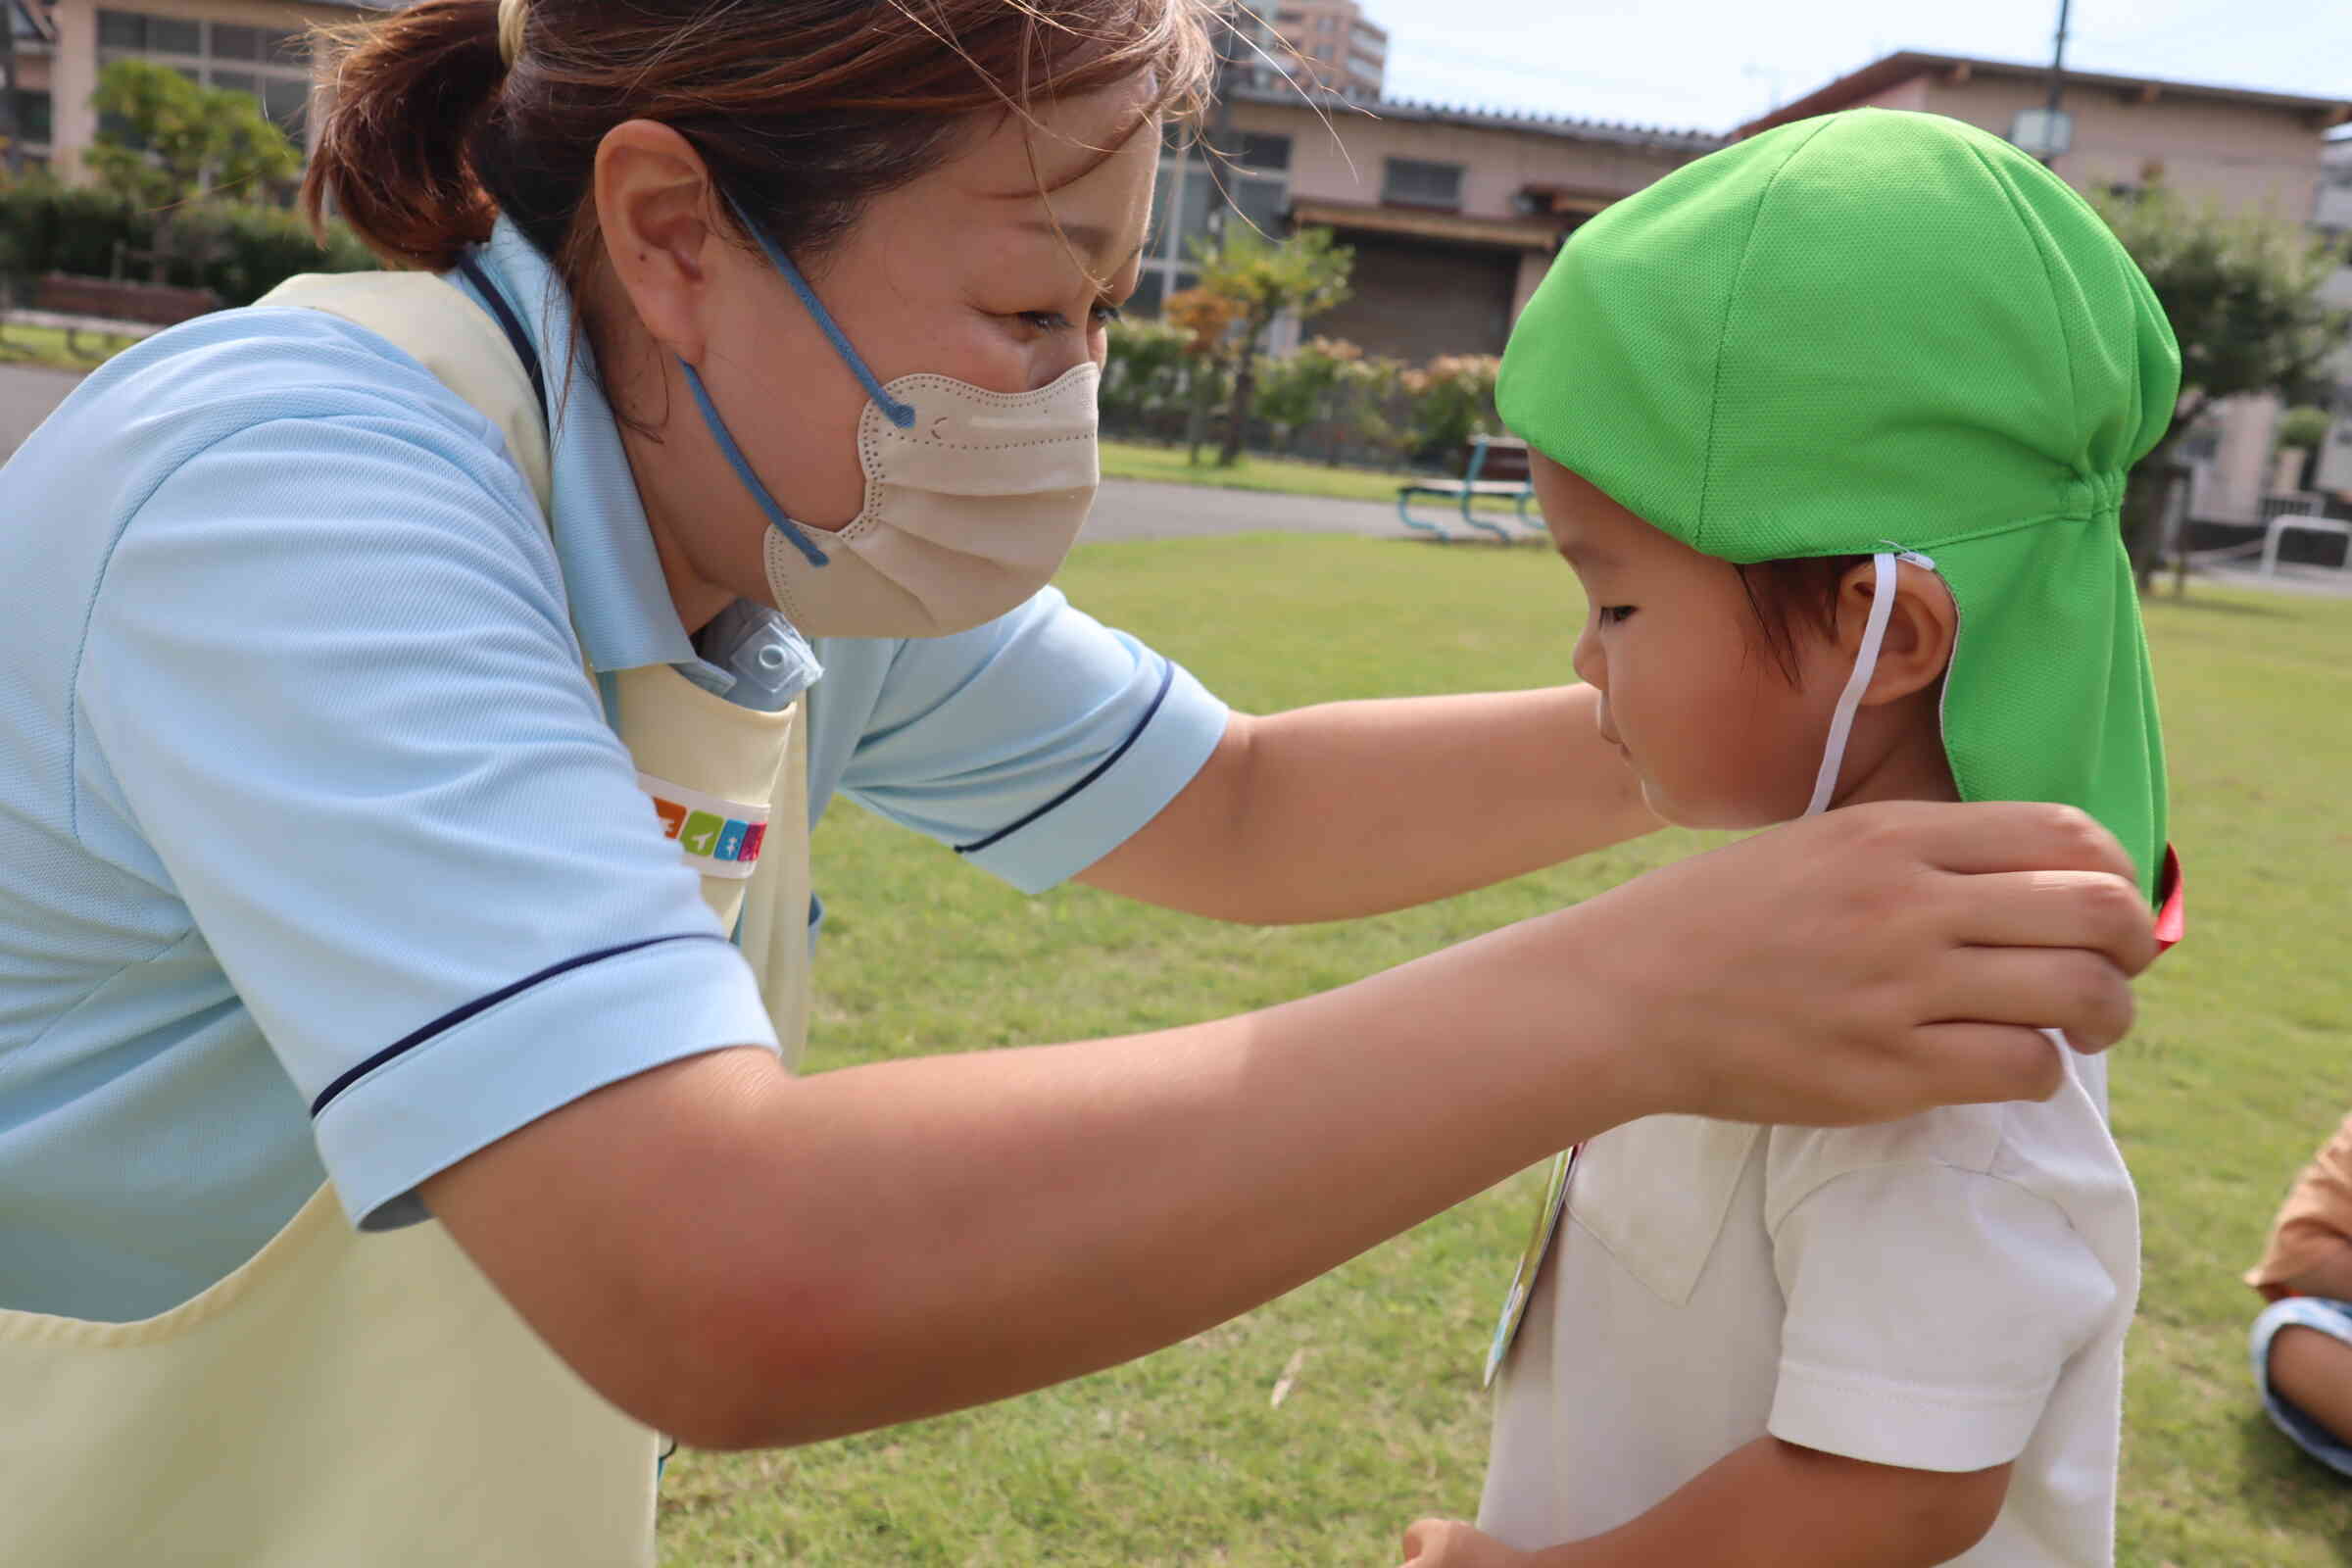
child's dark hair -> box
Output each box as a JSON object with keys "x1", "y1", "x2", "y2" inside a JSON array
[{"x1": 1736, "y1": 556, "x2": 1871, "y2": 683}]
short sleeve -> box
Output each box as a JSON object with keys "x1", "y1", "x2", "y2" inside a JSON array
[
  {"x1": 76, "y1": 401, "x2": 776, "y2": 1232},
  {"x1": 2246, "y1": 1112, "x2": 2352, "y2": 1294},
  {"x1": 830, "y1": 587, "x2": 1230, "y2": 893},
  {"x1": 1765, "y1": 1160, "x2": 2118, "y2": 1472}
]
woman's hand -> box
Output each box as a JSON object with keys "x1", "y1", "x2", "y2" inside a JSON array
[
  {"x1": 1401, "y1": 1519, "x2": 1533, "y2": 1568},
  {"x1": 1568, "y1": 799, "x2": 2155, "y2": 1126}
]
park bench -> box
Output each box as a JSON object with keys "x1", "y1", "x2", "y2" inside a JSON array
[
  {"x1": 28, "y1": 274, "x2": 221, "y2": 355},
  {"x1": 34, "y1": 273, "x2": 221, "y2": 326},
  {"x1": 2259, "y1": 492, "x2": 2352, "y2": 579},
  {"x1": 1397, "y1": 434, "x2": 1542, "y2": 541}
]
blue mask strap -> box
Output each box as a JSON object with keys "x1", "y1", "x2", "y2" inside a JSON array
[
  {"x1": 678, "y1": 357, "x2": 831, "y2": 568},
  {"x1": 720, "y1": 190, "x2": 917, "y2": 431}
]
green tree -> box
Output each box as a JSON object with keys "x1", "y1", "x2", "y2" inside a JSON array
[
  {"x1": 86, "y1": 59, "x2": 301, "y2": 280},
  {"x1": 2093, "y1": 185, "x2": 2349, "y2": 591},
  {"x1": 1187, "y1": 224, "x2": 1352, "y2": 466}
]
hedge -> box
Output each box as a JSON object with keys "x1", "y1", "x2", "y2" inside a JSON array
[{"x1": 0, "y1": 176, "x2": 377, "y2": 308}]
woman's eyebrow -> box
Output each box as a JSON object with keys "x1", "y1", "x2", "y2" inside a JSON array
[{"x1": 1017, "y1": 220, "x2": 1146, "y2": 275}]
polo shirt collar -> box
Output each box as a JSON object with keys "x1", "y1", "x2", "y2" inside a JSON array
[{"x1": 465, "y1": 220, "x2": 696, "y2": 675}]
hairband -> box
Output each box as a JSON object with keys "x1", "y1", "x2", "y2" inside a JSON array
[{"x1": 496, "y1": 0, "x2": 526, "y2": 68}]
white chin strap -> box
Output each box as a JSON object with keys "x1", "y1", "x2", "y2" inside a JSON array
[{"x1": 1802, "y1": 552, "x2": 1903, "y2": 818}]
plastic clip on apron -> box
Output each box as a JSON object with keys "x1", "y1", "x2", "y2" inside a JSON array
[{"x1": 0, "y1": 270, "x2": 812, "y2": 1566}]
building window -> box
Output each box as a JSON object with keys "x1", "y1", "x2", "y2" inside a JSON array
[
  {"x1": 17, "y1": 88, "x2": 52, "y2": 145},
  {"x1": 96, "y1": 10, "x2": 313, "y2": 141},
  {"x1": 1132, "y1": 139, "x2": 1292, "y2": 318},
  {"x1": 1383, "y1": 158, "x2": 1463, "y2": 211},
  {"x1": 1238, "y1": 132, "x2": 1292, "y2": 172}
]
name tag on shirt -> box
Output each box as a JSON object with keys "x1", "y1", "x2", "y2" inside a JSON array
[
  {"x1": 638, "y1": 773, "x2": 769, "y2": 881},
  {"x1": 1485, "y1": 1145, "x2": 1579, "y2": 1387}
]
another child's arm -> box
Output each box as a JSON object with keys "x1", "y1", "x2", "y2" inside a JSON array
[{"x1": 1401, "y1": 1440, "x2": 2009, "y2": 1568}]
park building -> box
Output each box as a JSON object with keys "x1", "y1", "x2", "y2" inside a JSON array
[{"x1": 3, "y1": 0, "x2": 360, "y2": 174}]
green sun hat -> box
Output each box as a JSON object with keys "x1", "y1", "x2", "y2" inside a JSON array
[{"x1": 1499, "y1": 108, "x2": 2179, "y2": 901}]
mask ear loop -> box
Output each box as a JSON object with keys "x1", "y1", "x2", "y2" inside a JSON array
[
  {"x1": 678, "y1": 360, "x2": 830, "y2": 567},
  {"x1": 1802, "y1": 552, "x2": 1900, "y2": 818}
]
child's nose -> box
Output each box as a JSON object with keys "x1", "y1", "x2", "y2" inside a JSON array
[{"x1": 1571, "y1": 623, "x2": 1605, "y2": 691}]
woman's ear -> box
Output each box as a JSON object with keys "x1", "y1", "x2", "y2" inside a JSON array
[
  {"x1": 1838, "y1": 560, "x2": 1958, "y2": 707},
  {"x1": 592, "y1": 120, "x2": 721, "y2": 366}
]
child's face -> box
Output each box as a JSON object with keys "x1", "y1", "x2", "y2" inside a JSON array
[{"x1": 1534, "y1": 457, "x2": 1844, "y2": 830}]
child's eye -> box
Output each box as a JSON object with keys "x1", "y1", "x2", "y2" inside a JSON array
[{"x1": 1599, "y1": 605, "x2": 1638, "y2": 625}]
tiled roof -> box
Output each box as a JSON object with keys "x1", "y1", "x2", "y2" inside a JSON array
[{"x1": 1232, "y1": 82, "x2": 1726, "y2": 153}]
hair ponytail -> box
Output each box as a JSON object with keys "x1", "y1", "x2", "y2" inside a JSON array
[{"x1": 302, "y1": 0, "x2": 509, "y2": 270}]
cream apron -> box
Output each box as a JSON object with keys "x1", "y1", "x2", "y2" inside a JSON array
[{"x1": 0, "y1": 270, "x2": 813, "y2": 1564}]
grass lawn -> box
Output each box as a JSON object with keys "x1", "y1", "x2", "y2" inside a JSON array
[
  {"x1": 659, "y1": 535, "x2": 2352, "y2": 1566},
  {"x1": 0, "y1": 319, "x2": 142, "y2": 371},
  {"x1": 1103, "y1": 436, "x2": 1533, "y2": 517}
]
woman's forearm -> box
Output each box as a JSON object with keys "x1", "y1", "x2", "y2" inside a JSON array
[
  {"x1": 1080, "y1": 686, "x2": 1657, "y2": 924},
  {"x1": 425, "y1": 801, "x2": 2153, "y2": 1451},
  {"x1": 434, "y1": 899, "x2": 1667, "y2": 1450}
]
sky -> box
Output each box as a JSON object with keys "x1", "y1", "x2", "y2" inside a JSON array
[{"x1": 1362, "y1": 0, "x2": 2351, "y2": 132}]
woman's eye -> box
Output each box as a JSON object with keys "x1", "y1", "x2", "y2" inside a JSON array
[
  {"x1": 1015, "y1": 303, "x2": 1123, "y2": 333},
  {"x1": 1599, "y1": 605, "x2": 1638, "y2": 625}
]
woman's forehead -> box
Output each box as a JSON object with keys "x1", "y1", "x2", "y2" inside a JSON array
[{"x1": 953, "y1": 75, "x2": 1162, "y2": 200}]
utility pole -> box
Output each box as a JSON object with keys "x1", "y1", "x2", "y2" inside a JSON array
[{"x1": 2040, "y1": 0, "x2": 2073, "y2": 165}]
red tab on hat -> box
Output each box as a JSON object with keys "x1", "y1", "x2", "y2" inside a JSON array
[{"x1": 2153, "y1": 844, "x2": 2184, "y2": 955}]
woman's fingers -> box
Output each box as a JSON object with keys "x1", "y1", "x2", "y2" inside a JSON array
[
  {"x1": 1934, "y1": 868, "x2": 2159, "y2": 982},
  {"x1": 1398, "y1": 1519, "x2": 1526, "y2": 1568},
  {"x1": 1922, "y1": 942, "x2": 2139, "y2": 1053},
  {"x1": 1890, "y1": 799, "x2": 2141, "y2": 886},
  {"x1": 1576, "y1": 799, "x2": 2154, "y2": 1128}
]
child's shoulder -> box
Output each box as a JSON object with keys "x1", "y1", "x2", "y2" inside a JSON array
[{"x1": 1762, "y1": 1052, "x2": 2128, "y2": 1228}]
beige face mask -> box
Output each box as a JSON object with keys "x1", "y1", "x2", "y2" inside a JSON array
[
  {"x1": 681, "y1": 195, "x2": 1102, "y2": 641},
  {"x1": 758, "y1": 365, "x2": 1101, "y2": 639}
]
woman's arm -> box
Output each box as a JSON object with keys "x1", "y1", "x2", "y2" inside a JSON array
[
  {"x1": 422, "y1": 802, "x2": 2153, "y2": 1451},
  {"x1": 1076, "y1": 686, "x2": 1656, "y2": 923},
  {"x1": 1404, "y1": 1441, "x2": 2011, "y2": 1568}
]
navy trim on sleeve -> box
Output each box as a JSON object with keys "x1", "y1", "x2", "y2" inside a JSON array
[
  {"x1": 954, "y1": 658, "x2": 1177, "y2": 858},
  {"x1": 308, "y1": 933, "x2": 729, "y2": 1117}
]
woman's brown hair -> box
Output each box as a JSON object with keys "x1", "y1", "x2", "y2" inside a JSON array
[{"x1": 303, "y1": 0, "x2": 1220, "y2": 281}]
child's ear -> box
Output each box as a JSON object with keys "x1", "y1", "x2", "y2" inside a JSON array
[{"x1": 1836, "y1": 560, "x2": 1958, "y2": 707}]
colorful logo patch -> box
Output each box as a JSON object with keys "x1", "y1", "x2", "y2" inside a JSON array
[{"x1": 636, "y1": 773, "x2": 770, "y2": 881}]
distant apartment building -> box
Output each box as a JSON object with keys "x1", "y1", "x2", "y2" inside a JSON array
[
  {"x1": 1743, "y1": 52, "x2": 2352, "y2": 524},
  {"x1": 1271, "y1": 0, "x2": 1386, "y2": 103}
]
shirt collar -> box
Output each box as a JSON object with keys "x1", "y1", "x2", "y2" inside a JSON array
[{"x1": 464, "y1": 220, "x2": 697, "y2": 675}]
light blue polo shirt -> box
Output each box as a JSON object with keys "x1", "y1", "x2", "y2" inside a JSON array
[{"x1": 0, "y1": 223, "x2": 1227, "y2": 1321}]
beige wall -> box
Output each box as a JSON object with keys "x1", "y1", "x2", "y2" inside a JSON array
[
  {"x1": 45, "y1": 0, "x2": 349, "y2": 179},
  {"x1": 1234, "y1": 98, "x2": 1701, "y2": 221},
  {"x1": 1916, "y1": 74, "x2": 2328, "y2": 220}
]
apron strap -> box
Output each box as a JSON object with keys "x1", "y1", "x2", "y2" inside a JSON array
[{"x1": 453, "y1": 252, "x2": 550, "y2": 421}]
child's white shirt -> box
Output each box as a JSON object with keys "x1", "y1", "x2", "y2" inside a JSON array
[{"x1": 1479, "y1": 1050, "x2": 2136, "y2": 1566}]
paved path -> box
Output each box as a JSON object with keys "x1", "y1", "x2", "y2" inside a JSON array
[
  {"x1": 1083, "y1": 477, "x2": 1411, "y2": 542},
  {"x1": 0, "y1": 363, "x2": 82, "y2": 455}
]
